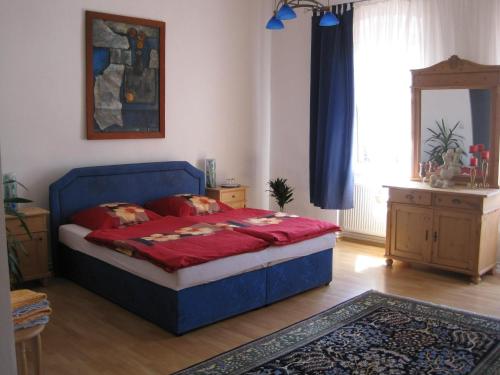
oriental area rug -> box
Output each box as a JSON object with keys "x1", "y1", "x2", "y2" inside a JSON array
[{"x1": 175, "y1": 291, "x2": 500, "y2": 375}]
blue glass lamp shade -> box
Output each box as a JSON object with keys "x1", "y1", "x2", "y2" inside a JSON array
[
  {"x1": 266, "y1": 15, "x2": 285, "y2": 30},
  {"x1": 276, "y1": 3, "x2": 297, "y2": 20},
  {"x1": 319, "y1": 11, "x2": 339, "y2": 26}
]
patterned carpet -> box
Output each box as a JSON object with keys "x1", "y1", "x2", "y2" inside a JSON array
[{"x1": 175, "y1": 291, "x2": 500, "y2": 375}]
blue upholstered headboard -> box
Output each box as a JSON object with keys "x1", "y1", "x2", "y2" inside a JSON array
[{"x1": 49, "y1": 161, "x2": 205, "y2": 273}]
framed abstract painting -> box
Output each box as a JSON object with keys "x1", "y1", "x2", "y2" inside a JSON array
[{"x1": 85, "y1": 11, "x2": 165, "y2": 139}]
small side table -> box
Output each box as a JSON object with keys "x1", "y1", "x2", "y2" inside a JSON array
[
  {"x1": 15, "y1": 324, "x2": 45, "y2": 375},
  {"x1": 5, "y1": 207, "x2": 51, "y2": 285},
  {"x1": 206, "y1": 186, "x2": 248, "y2": 209}
]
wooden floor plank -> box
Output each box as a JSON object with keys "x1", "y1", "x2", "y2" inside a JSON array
[{"x1": 32, "y1": 240, "x2": 500, "y2": 374}]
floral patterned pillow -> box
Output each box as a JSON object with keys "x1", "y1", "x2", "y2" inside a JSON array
[
  {"x1": 71, "y1": 202, "x2": 162, "y2": 230},
  {"x1": 145, "y1": 195, "x2": 232, "y2": 217}
]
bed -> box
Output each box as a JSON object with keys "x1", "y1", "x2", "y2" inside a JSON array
[{"x1": 49, "y1": 161, "x2": 334, "y2": 335}]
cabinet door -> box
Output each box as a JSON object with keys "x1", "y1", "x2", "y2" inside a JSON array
[
  {"x1": 15, "y1": 232, "x2": 49, "y2": 281},
  {"x1": 432, "y1": 209, "x2": 477, "y2": 271},
  {"x1": 390, "y1": 204, "x2": 433, "y2": 262}
]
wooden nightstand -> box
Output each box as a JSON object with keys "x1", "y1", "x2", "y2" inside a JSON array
[
  {"x1": 6, "y1": 207, "x2": 51, "y2": 285},
  {"x1": 206, "y1": 186, "x2": 248, "y2": 209}
]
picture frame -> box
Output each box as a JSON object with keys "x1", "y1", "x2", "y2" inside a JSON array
[{"x1": 85, "y1": 11, "x2": 165, "y2": 140}]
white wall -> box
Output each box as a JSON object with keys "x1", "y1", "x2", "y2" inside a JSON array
[
  {"x1": 0, "y1": 151, "x2": 17, "y2": 375},
  {"x1": 249, "y1": 0, "x2": 273, "y2": 208},
  {"x1": 270, "y1": 11, "x2": 337, "y2": 222},
  {"x1": 0, "y1": 0, "x2": 271, "y2": 210}
]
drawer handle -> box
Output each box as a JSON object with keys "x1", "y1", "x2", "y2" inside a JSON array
[
  {"x1": 425, "y1": 230, "x2": 429, "y2": 241},
  {"x1": 405, "y1": 194, "x2": 415, "y2": 200},
  {"x1": 451, "y1": 198, "x2": 461, "y2": 205},
  {"x1": 433, "y1": 232, "x2": 438, "y2": 242},
  {"x1": 232, "y1": 195, "x2": 236, "y2": 198}
]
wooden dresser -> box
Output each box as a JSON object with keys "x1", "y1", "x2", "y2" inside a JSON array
[
  {"x1": 384, "y1": 183, "x2": 500, "y2": 283},
  {"x1": 206, "y1": 186, "x2": 247, "y2": 209},
  {"x1": 6, "y1": 207, "x2": 51, "y2": 285}
]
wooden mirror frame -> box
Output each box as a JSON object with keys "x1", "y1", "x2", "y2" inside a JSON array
[{"x1": 411, "y1": 55, "x2": 500, "y2": 187}]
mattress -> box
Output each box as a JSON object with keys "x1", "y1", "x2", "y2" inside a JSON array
[{"x1": 59, "y1": 224, "x2": 335, "y2": 291}]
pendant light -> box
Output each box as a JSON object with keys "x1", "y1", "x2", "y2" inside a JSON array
[
  {"x1": 319, "y1": 10, "x2": 339, "y2": 26},
  {"x1": 266, "y1": 12, "x2": 285, "y2": 30},
  {"x1": 266, "y1": 0, "x2": 340, "y2": 30},
  {"x1": 276, "y1": 2, "x2": 297, "y2": 20}
]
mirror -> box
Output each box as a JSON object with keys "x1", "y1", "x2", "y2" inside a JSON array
[
  {"x1": 421, "y1": 89, "x2": 491, "y2": 165},
  {"x1": 411, "y1": 56, "x2": 500, "y2": 187}
]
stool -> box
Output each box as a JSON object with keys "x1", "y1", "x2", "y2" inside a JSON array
[{"x1": 15, "y1": 324, "x2": 45, "y2": 375}]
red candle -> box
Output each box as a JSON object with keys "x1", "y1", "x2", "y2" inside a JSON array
[
  {"x1": 470, "y1": 157, "x2": 478, "y2": 167},
  {"x1": 477, "y1": 144, "x2": 485, "y2": 152},
  {"x1": 481, "y1": 150, "x2": 490, "y2": 160},
  {"x1": 469, "y1": 145, "x2": 478, "y2": 153}
]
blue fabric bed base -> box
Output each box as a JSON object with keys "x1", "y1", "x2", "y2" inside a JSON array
[{"x1": 60, "y1": 244, "x2": 333, "y2": 335}]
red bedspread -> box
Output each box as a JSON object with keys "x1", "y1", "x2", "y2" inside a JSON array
[
  {"x1": 186, "y1": 208, "x2": 341, "y2": 245},
  {"x1": 85, "y1": 216, "x2": 268, "y2": 272}
]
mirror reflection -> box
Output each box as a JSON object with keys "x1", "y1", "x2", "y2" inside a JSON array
[{"x1": 420, "y1": 89, "x2": 491, "y2": 165}]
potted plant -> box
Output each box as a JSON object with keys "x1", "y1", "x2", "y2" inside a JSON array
[
  {"x1": 267, "y1": 178, "x2": 294, "y2": 212},
  {"x1": 424, "y1": 119, "x2": 465, "y2": 166},
  {"x1": 3, "y1": 178, "x2": 32, "y2": 286}
]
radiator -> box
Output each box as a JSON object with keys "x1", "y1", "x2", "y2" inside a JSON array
[{"x1": 339, "y1": 184, "x2": 387, "y2": 240}]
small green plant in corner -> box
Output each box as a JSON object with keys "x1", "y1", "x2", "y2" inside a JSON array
[
  {"x1": 424, "y1": 119, "x2": 465, "y2": 165},
  {"x1": 267, "y1": 177, "x2": 294, "y2": 212},
  {"x1": 3, "y1": 179, "x2": 32, "y2": 286}
]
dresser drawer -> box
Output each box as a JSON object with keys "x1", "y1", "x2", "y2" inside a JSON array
[
  {"x1": 220, "y1": 189, "x2": 245, "y2": 203},
  {"x1": 433, "y1": 193, "x2": 483, "y2": 210},
  {"x1": 389, "y1": 189, "x2": 431, "y2": 205},
  {"x1": 6, "y1": 214, "x2": 47, "y2": 236},
  {"x1": 227, "y1": 201, "x2": 245, "y2": 209}
]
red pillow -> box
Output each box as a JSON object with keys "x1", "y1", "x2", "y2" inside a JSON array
[
  {"x1": 145, "y1": 195, "x2": 233, "y2": 217},
  {"x1": 71, "y1": 202, "x2": 162, "y2": 230}
]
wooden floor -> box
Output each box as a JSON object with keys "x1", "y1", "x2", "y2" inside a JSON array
[{"x1": 31, "y1": 240, "x2": 500, "y2": 374}]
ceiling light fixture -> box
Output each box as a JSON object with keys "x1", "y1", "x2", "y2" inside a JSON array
[
  {"x1": 266, "y1": 0, "x2": 339, "y2": 30},
  {"x1": 266, "y1": 12, "x2": 285, "y2": 29}
]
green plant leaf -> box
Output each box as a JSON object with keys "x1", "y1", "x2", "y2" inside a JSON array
[
  {"x1": 4, "y1": 197, "x2": 32, "y2": 204},
  {"x1": 3, "y1": 180, "x2": 29, "y2": 191},
  {"x1": 423, "y1": 119, "x2": 465, "y2": 164},
  {"x1": 267, "y1": 177, "x2": 294, "y2": 211},
  {"x1": 3, "y1": 179, "x2": 32, "y2": 286},
  {"x1": 8, "y1": 250, "x2": 23, "y2": 284}
]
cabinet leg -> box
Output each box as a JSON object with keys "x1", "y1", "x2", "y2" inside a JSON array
[
  {"x1": 488, "y1": 267, "x2": 497, "y2": 276},
  {"x1": 385, "y1": 258, "x2": 393, "y2": 267},
  {"x1": 470, "y1": 275, "x2": 482, "y2": 284},
  {"x1": 40, "y1": 278, "x2": 49, "y2": 287}
]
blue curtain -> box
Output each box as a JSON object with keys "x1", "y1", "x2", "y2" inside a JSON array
[
  {"x1": 469, "y1": 89, "x2": 491, "y2": 148},
  {"x1": 309, "y1": 6, "x2": 354, "y2": 209}
]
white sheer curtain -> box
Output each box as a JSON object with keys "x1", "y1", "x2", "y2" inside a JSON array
[{"x1": 352, "y1": 0, "x2": 500, "y2": 183}]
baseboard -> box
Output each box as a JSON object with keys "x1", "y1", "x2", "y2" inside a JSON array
[{"x1": 337, "y1": 231, "x2": 386, "y2": 248}]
